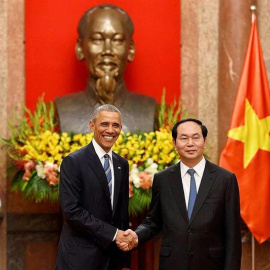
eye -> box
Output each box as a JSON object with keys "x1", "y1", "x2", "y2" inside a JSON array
[
  {"x1": 180, "y1": 137, "x2": 188, "y2": 143},
  {"x1": 90, "y1": 34, "x2": 104, "y2": 44},
  {"x1": 113, "y1": 123, "x2": 120, "y2": 128},
  {"x1": 112, "y1": 35, "x2": 125, "y2": 45},
  {"x1": 192, "y1": 136, "x2": 200, "y2": 141}
]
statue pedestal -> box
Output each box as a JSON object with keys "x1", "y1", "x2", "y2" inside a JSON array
[{"x1": 7, "y1": 192, "x2": 61, "y2": 270}]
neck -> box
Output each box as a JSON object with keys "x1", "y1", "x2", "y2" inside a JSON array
[{"x1": 181, "y1": 157, "x2": 203, "y2": 168}]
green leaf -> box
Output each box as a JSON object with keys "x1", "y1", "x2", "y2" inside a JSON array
[{"x1": 129, "y1": 187, "x2": 152, "y2": 217}]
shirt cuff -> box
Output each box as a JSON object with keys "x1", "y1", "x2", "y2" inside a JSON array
[{"x1": 113, "y1": 228, "x2": 118, "y2": 241}]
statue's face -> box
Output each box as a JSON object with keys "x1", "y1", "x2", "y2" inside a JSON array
[{"x1": 79, "y1": 9, "x2": 135, "y2": 82}]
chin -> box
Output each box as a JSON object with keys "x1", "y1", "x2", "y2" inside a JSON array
[{"x1": 102, "y1": 143, "x2": 114, "y2": 149}]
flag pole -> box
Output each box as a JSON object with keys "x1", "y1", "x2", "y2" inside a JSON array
[
  {"x1": 250, "y1": 5, "x2": 256, "y2": 22},
  {"x1": 252, "y1": 235, "x2": 255, "y2": 270},
  {"x1": 249, "y1": 6, "x2": 257, "y2": 269}
]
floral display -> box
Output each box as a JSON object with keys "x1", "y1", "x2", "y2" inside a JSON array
[{"x1": 1, "y1": 91, "x2": 184, "y2": 216}]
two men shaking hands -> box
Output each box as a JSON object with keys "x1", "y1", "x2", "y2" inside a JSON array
[{"x1": 115, "y1": 229, "x2": 138, "y2": 251}]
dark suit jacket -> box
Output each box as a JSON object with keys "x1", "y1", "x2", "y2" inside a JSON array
[
  {"x1": 55, "y1": 142, "x2": 130, "y2": 270},
  {"x1": 135, "y1": 160, "x2": 242, "y2": 270}
]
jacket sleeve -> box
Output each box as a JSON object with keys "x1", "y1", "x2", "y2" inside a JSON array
[{"x1": 224, "y1": 173, "x2": 242, "y2": 270}]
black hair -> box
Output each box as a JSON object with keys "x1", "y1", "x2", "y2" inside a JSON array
[{"x1": 171, "y1": 118, "x2": 208, "y2": 140}]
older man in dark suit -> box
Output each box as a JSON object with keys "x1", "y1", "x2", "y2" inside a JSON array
[
  {"x1": 55, "y1": 104, "x2": 133, "y2": 270},
  {"x1": 119, "y1": 118, "x2": 242, "y2": 270}
]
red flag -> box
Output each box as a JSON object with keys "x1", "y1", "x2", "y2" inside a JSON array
[{"x1": 219, "y1": 14, "x2": 270, "y2": 244}]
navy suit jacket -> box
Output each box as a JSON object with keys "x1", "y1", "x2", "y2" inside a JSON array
[
  {"x1": 55, "y1": 142, "x2": 130, "y2": 270},
  {"x1": 136, "y1": 160, "x2": 242, "y2": 270}
]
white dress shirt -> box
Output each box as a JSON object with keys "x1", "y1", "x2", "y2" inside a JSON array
[
  {"x1": 92, "y1": 139, "x2": 118, "y2": 241},
  {"x1": 92, "y1": 139, "x2": 115, "y2": 208},
  {"x1": 180, "y1": 157, "x2": 206, "y2": 210}
]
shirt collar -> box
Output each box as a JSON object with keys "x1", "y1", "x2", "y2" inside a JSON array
[
  {"x1": 180, "y1": 157, "x2": 206, "y2": 177},
  {"x1": 92, "y1": 139, "x2": 113, "y2": 160}
]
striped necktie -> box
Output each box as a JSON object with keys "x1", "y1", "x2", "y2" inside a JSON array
[{"x1": 104, "y1": 154, "x2": 112, "y2": 198}]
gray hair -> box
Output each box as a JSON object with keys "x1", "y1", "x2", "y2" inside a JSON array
[
  {"x1": 78, "y1": 4, "x2": 134, "y2": 40},
  {"x1": 92, "y1": 104, "x2": 122, "y2": 121}
]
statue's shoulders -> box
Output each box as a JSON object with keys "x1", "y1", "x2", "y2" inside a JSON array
[
  {"x1": 54, "y1": 91, "x2": 89, "y2": 107},
  {"x1": 54, "y1": 91, "x2": 95, "y2": 134}
]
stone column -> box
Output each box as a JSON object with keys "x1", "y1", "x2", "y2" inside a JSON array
[
  {"x1": 0, "y1": 0, "x2": 8, "y2": 266},
  {"x1": 181, "y1": 0, "x2": 219, "y2": 162},
  {"x1": 181, "y1": 0, "x2": 199, "y2": 118},
  {"x1": 257, "y1": 0, "x2": 270, "y2": 81},
  {"x1": 218, "y1": 0, "x2": 254, "y2": 154},
  {"x1": 0, "y1": 0, "x2": 25, "y2": 269}
]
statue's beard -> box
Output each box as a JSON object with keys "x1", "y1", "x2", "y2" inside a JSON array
[{"x1": 95, "y1": 68, "x2": 119, "y2": 105}]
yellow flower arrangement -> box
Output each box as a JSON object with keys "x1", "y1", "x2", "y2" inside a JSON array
[{"x1": 1, "y1": 91, "x2": 184, "y2": 216}]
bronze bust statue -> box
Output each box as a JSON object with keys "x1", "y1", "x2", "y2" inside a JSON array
[{"x1": 54, "y1": 4, "x2": 156, "y2": 134}]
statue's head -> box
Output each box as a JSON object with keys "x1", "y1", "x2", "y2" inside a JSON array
[{"x1": 75, "y1": 4, "x2": 136, "y2": 104}]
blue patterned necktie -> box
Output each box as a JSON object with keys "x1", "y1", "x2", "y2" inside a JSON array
[
  {"x1": 104, "y1": 154, "x2": 112, "y2": 199},
  {"x1": 187, "y1": 168, "x2": 197, "y2": 219}
]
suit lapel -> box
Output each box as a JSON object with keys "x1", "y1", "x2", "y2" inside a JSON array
[
  {"x1": 189, "y1": 160, "x2": 215, "y2": 224},
  {"x1": 112, "y1": 153, "x2": 122, "y2": 216},
  {"x1": 168, "y1": 163, "x2": 189, "y2": 224},
  {"x1": 86, "y1": 143, "x2": 112, "y2": 209}
]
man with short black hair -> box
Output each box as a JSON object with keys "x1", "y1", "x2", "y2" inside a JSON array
[{"x1": 119, "y1": 118, "x2": 242, "y2": 270}]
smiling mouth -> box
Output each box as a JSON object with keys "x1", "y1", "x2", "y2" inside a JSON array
[{"x1": 103, "y1": 135, "x2": 114, "y2": 141}]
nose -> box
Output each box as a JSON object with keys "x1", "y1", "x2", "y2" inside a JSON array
[
  {"x1": 107, "y1": 124, "x2": 114, "y2": 133},
  {"x1": 187, "y1": 138, "x2": 194, "y2": 145},
  {"x1": 102, "y1": 39, "x2": 113, "y2": 55}
]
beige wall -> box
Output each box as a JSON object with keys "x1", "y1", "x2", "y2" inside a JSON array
[
  {"x1": 0, "y1": 0, "x2": 25, "y2": 267},
  {"x1": 258, "y1": 0, "x2": 270, "y2": 80},
  {"x1": 0, "y1": 0, "x2": 8, "y2": 267},
  {"x1": 1, "y1": 0, "x2": 270, "y2": 268}
]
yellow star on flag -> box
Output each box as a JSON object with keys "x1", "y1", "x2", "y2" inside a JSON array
[{"x1": 227, "y1": 98, "x2": 270, "y2": 168}]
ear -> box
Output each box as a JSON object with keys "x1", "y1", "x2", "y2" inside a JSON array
[
  {"x1": 204, "y1": 137, "x2": 207, "y2": 148},
  {"x1": 127, "y1": 40, "x2": 135, "y2": 62},
  {"x1": 89, "y1": 121, "x2": 94, "y2": 132},
  {"x1": 172, "y1": 139, "x2": 176, "y2": 148},
  {"x1": 75, "y1": 39, "x2": 85, "y2": 61}
]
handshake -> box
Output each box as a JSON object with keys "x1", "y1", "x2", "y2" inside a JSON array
[{"x1": 115, "y1": 229, "x2": 138, "y2": 251}]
